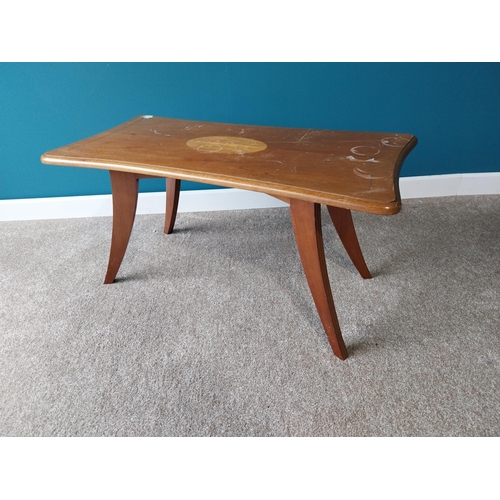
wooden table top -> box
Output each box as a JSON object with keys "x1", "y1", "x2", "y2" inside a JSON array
[{"x1": 41, "y1": 115, "x2": 417, "y2": 215}]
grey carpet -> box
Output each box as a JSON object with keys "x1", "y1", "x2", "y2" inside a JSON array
[{"x1": 1, "y1": 195, "x2": 499, "y2": 436}]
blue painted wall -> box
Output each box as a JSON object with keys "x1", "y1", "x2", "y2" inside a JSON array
[{"x1": 1, "y1": 63, "x2": 499, "y2": 200}]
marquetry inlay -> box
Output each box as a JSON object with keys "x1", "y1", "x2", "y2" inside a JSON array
[{"x1": 186, "y1": 136, "x2": 268, "y2": 154}]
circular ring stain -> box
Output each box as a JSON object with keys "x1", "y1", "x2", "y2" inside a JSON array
[
  {"x1": 350, "y1": 146, "x2": 380, "y2": 157},
  {"x1": 381, "y1": 136, "x2": 408, "y2": 147},
  {"x1": 353, "y1": 166, "x2": 388, "y2": 179}
]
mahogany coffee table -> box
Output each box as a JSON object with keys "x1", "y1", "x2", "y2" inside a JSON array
[{"x1": 41, "y1": 116, "x2": 417, "y2": 360}]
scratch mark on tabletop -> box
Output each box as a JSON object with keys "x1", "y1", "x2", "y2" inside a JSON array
[
  {"x1": 297, "y1": 130, "x2": 313, "y2": 143},
  {"x1": 150, "y1": 129, "x2": 171, "y2": 137},
  {"x1": 197, "y1": 146, "x2": 223, "y2": 153},
  {"x1": 352, "y1": 186, "x2": 387, "y2": 194},
  {"x1": 350, "y1": 146, "x2": 380, "y2": 157}
]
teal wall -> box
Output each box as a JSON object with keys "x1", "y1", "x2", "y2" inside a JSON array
[{"x1": 1, "y1": 63, "x2": 499, "y2": 200}]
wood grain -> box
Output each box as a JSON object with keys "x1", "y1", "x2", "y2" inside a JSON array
[
  {"x1": 164, "y1": 178, "x2": 181, "y2": 234},
  {"x1": 290, "y1": 199, "x2": 348, "y2": 359},
  {"x1": 104, "y1": 171, "x2": 139, "y2": 284},
  {"x1": 327, "y1": 206, "x2": 373, "y2": 279},
  {"x1": 41, "y1": 115, "x2": 417, "y2": 215}
]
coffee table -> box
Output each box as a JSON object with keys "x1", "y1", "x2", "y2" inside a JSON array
[{"x1": 41, "y1": 116, "x2": 417, "y2": 360}]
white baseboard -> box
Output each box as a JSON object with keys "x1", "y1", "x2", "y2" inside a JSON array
[
  {"x1": 399, "y1": 172, "x2": 500, "y2": 198},
  {"x1": 1, "y1": 173, "x2": 499, "y2": 222},
  {"x1": 0, "y1": 187, "x2": 289, "y2": 222}
]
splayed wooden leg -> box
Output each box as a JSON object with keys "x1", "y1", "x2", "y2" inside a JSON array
[
  {"x1": 104, "y1": 171, "x2": 139, "y2": 284},
  {"x1": 164, "y1": 178, "x2": 181, "y2": 234},
  {"x1": 290, "y1": 199, "x2": 348, "y2": 360},
  {"x1": 327, "y1": 205, "x2": 372, "y2": 279}
]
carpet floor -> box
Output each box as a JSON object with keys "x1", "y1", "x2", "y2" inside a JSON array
[{"x1": 1, "y1": 195, "x2": 499, "y2": 436}]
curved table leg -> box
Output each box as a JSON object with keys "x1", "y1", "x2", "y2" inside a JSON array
[
  {"x1": 104, "y1": 171, "x2": 139, "y2": 284},
  {"x1": 327, "y1": 205, "x2": 372, "y2": 279},
  {"x1": 164, "y1": 178, "x2": 181, "y2": 234},
  {"x1": 290, "y1": 199, "x2": 348, "y2": 360}
]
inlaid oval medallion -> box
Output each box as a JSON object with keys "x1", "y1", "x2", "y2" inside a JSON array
[{"x1": 186, "y1": 136, "x2": 267, "y2": 154}]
